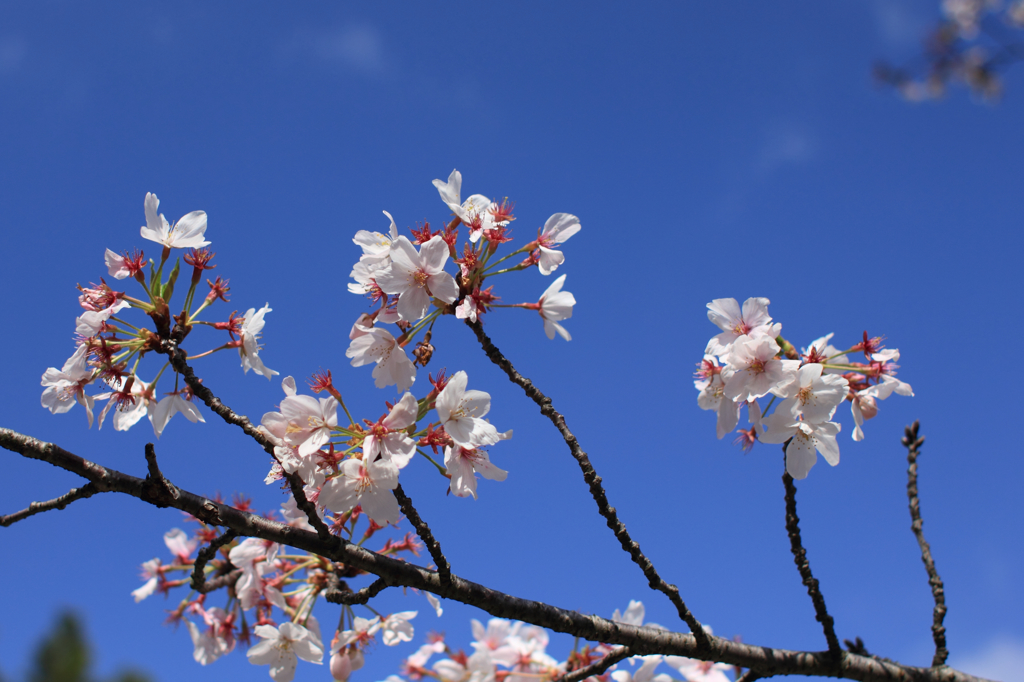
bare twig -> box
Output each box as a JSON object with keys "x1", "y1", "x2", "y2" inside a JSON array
[
  {"x1": 0, "y1": 427, "x2": 996, "y2": 682},
  {"x1": 0, "y1": 482, "x2": 101, "y2": 527},
  {"x1": 157, "y1": 337, "x2": 331, "y2": 541},
  {"x1": 465, "y1": 320, "x2": 710, "y2": 650},
  {"x1": 323, "y1": 574, "x2": 389, "y2": 605},
  {"x1": 783, "y1": 464, "x2": 841, "y2": 659},
  {"x1": 394, "y1": 483, "x2": 451, "y2": 583},
  {"x1": 902, "y1": 421, "x2": 948, "y2": 667},
  {"x1": 191, "y1": 529, "x2": 239, "y2": 593},
  {"x1": 560, "y1": 646, "x2": 633, "y2": 682}
]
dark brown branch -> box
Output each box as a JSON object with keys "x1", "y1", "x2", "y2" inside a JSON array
[
  {"x1": 157, "y1": 337, "x2": 331, "y2": 541},
  {"x1": 142, "y1": 443, "x2": 179, "y2": 507},
  {"x1": 323, "y1": 574, "x2": 389, "y2": 605},
  {"x1": 0, "y1": 482, "x2": 101, "y2": 526},
  {"x1": 737, "y1": 671, "x2": 771, "y2": 682},
  {"x1": 0, "y1": 427, "x2": 995, "y2": 682},
  {"x1": 783, "y1": 465, "x2": 841, "y2": 659},
  {"x1": 465, "y1": 319, "x2": 710, "y2": 650},
  {"x1": 902, "y1": 422, "x2": 948, "y2": 667},
  {"x1": 191, "y1": 529, "x2": 239, "y2": 593},
  {"x1": 394, "y1": 483, "x2": 451, "y2": 583},
  {"x1": 560, "y1": 646, "x2": 633, "y2": 682}
]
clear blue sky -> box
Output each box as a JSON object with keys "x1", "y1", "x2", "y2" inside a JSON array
[{"x1": 1, "y1": 2, "x2": 1022, "y2": 681}]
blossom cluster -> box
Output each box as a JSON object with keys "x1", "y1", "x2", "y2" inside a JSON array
[
  {"x1": 40, "y1": 192, "x2": 276, "y2": 437},
  {"x1": 345, "y1": 169, "x2": 580, "y2": 393},
  {"x1": 132, "y1": 502, "x2": 438, "y2": 682},
  {"x1": 695, "y1": 298, "x2": 913, "y2": 479},
  {"x1": 375, "y1": 601, "x2": 733, "y2": 682},
  {"x1": 875, "y1": 0, "x2": 1024, "y2": 102}
]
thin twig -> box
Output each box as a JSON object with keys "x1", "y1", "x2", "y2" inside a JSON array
[
  {"x1": 394, "y1": 483, "x2": 452, "y2": 583},
  {"x1": 0, "y1": 482, "x2": 101, "y2": 527},
  {"x1": 465, "y1": 320, "x2": 709, "y2": 650},
  {"x1": 323, "y1": 574, "x2": 389, "y2": 605},
  {"x1": 782, "y1": 460, "x2": 841, "y2": 658},
  {"x1": 902, "y1": 421, "x2": 948, "y2": 667},
  {"x1": 191, "y1": 529, "x2": 240, "y2": 593},
  {"x1": 0, "y1": 427, "x2": 996, "y2": 682},
  {"x1": 560, "y1": 646, "x2": 633, "y2": 682},
  {"x1": 142, "y1": 443, "x2": 179, "y2": 507},
  {"x1": 157, "y1": 337, "x2": 331, "y2": 541}
]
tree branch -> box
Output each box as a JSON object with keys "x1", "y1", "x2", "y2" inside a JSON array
[
  {"x1": 0, "y1": 427, "x2": 995, "y2": 682},
  {"x1": 902, "y1": 422, "x2": 948, "y2": 667},
  {"x1": 323, "y1": 574, "x2": 389, "y2": 605},
  {"x1": 191, "y1": 529, "x2": 239, "y2": 593},
  {"x1": 394, "y1": 483, "x2": 452, "y2": 583},
  {"x1": 782, "y1": 463, "x2": 841, "y2": 659},
  {"x1": 0, "y1": 482, "x2": 101, "y2": 527},
  {"x1": 157, "y1": 337, "x2": 332, "y2": 541},
  {"x1": 465, "y1": 319, "x2": 710, "y2": 650},
  {"x1": 560, "y1": 646, "x2": 633, "y2": 682}
]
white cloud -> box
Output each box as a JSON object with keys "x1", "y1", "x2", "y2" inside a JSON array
[
  {"x1": 950, "y1": 635, "x2": 1024, "y2": 682},
  {"x1": 282, "y1": 24, "x2": 388, "y2": 76},
  {"x1": 754, "y1": 124, "x2": 819, "y2": 174},
  {"x1": 0, "y1": 36, "x2": 27, "y2": 76}
]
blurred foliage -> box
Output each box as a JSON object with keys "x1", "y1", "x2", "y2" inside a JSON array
[{"x1": 24, "y1": 612, "x2": 154, "y2": 682}]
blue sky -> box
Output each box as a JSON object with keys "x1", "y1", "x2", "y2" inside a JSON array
[{"x1": 1, "y1": 2, "x2": 1022, "y2": 681}]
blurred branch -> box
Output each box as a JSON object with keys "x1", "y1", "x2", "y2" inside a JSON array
[
  {"x1": 902, "y1": 421, "x2": 949, "y2": 667},
  {"x1": 0, "y1": 482, "x2": 101, "y2": 527},
  {"x1": 559, "y1": 646, "x2": 633, "y2": 682},
  {"x1": 0, "y1": 427, "x2": 996, "y2": 682},
  {"x1": 190, "y1": 528, "x2": 239, "y2": 593},
  {"x1": 323, "y1": 574, "x2": 389, "y2": 605},
  {"x1": 782, "y1": 463, "x2": 841, "y2": 659},
  {"x1": 465, "y1": 319, "x2": 711, "y2": 651}
]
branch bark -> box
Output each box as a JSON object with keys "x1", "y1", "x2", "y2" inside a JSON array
[
  {"x1": 0, "y1": 427, "x2": 991, "y2": 682},
  {"x1": 465, "y1": 319, "x2": 710, "y2": 650},
  {"x1": 902, "y1": 422, "x2": 949, "y2": 667}
]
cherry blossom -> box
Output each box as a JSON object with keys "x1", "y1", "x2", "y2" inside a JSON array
[
  {"x1": 347, "y1": 323, "x2": 416, "y2": 392},
  {"x1": 664, "y1": 655, "x2": 733, "y2": 682},
  {"x1": 318, "y1": 457, "x2": 401, "y2": 525},
  {"x1": 354, "y1": 210, "x2": 400, "y2": 266},
  {"x1": 247, "y1": 621, "x2": 323, "y2": 682},
  {"x1": 780, "y1": 363, "x2": 849, "y2": 424},
  {"x1": 151, "y1": 390, "x2": 205, "y2": 438},
  {"x1": 432, "y1": 169, "x2": 495, "y2": 242},
  {"x1": 239, "y1": 303, "x2": 279, "y2": 380},
  {"x1": 705, "y1": 297, "x2": 779, "y2": 356},
  {"x1": 96, "y1": 375, "x2": 153, "y2": 433},
  {"x1": 721, "y1": 334, "x2": 800, "y2": 403},
  {"x1": 186, "y1": 606, "x2": 236, "y2": 665},
  {"x1": 759, "y1": 401, "x2": 842, "y2": 480},
  {"x1": 40, "y1": 345, "x2": 98, "y2": 426},
  {"x1": 104, "y1": 248, "x2": 132, "y2": 280},
  {"x1": 444, "y1": 445, "x2": 508, "y2": 499},
  {"x1": 140, "y1": 192, "x2": 210, "y2": 250},
  {"x1": 375, "y1": 236, "x2": 458, "y2": 321},
  {"x1": 434, "y1": 650, "x2": 496, "y2": 682},
  {"x1": 131, "y1": 558, "x2": 161, "y2": 602},
  {"x1": 694, "y1": 355, "x2": 742, "y2": 439},
  {"x1": 436, "y1": 371, "x2": 503, "y2": 448},
  {"x1": 278, "y1": 393, "x2": 339, "y2": 457},
  {"x1": 610, "y1": 655, "x2": 673, "y2": 682},
  {"x1": 75, "y1": 299, "x2": 130, "y2": 338},
  {"x1": 381, "y1": 611, "x2": 418, "y2": 646},
  {"x1": 535, "y1": 213, "x2": 581, "y2": 276},
  {"x1": 363, "y1": 392, "x2": 419, "y2": 469},
  {"x1": 538, "y1": 274, "x2": 575, "y2": 341}
]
